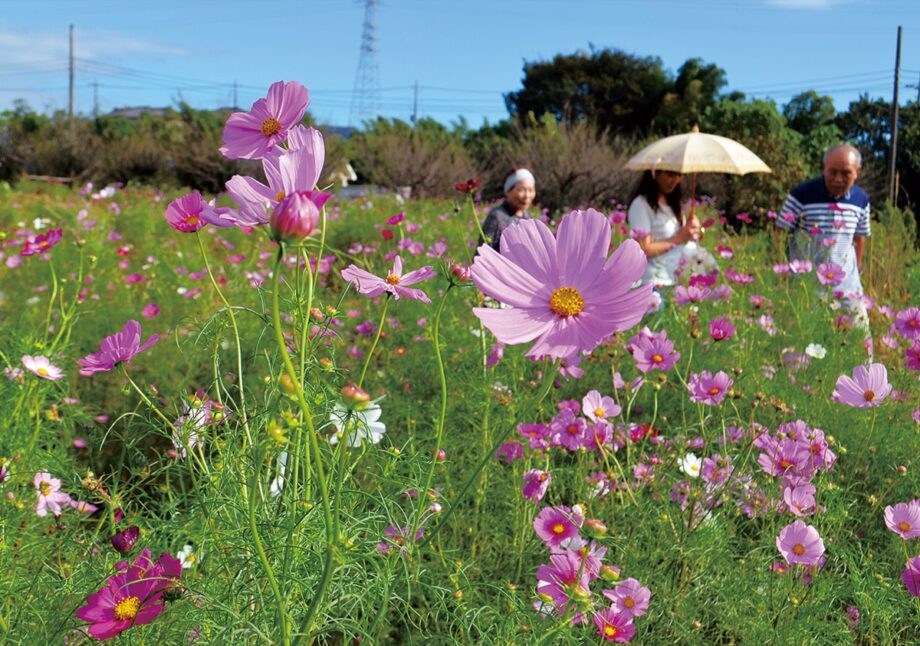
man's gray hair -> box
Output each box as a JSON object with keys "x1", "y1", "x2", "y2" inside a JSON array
[{"x1": 823, "y1": 144, "x2": 862, "y2": 168}]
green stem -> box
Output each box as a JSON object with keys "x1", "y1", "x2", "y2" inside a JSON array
[
  {"x1": 357, "y1": 296, "x2": 391, "y2": 389},
  {"x1": 197, "y1": 232, "x2": 253, "y2": 450},
  {"x1": 419, "y1": 359, "x2": 558, "y2": 548},
  {"x1": 272, "y1": 249, "x2": 335, "y2": 641},
  {"x1": 410, "y1": 286, "x2": 452, "y2": 553},
  {"x1": 43, "y1": 260, "x2": 58, "y2": 344}
]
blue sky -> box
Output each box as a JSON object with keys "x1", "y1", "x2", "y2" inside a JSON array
[{"x1": 1, "y1": 0, "x2": 919, "y2": 127}]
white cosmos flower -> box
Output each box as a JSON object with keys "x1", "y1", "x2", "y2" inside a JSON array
[
  {"x1": 176, "y1": 543, "x2": 203, "y2": 569},
  {"x1": 329, "y1": 401, "x2": 386, "y2": 448},
  {"x1": 805, "y1": 343, "x2": 826, "y2": 359},
  {"x1": 679, "y1": 453, "x2": 702, "y2": 478},
  {"x1": 270, "y1": 451, "x2": 288, "y2": 498}
]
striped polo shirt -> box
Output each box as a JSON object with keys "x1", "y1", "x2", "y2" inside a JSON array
[{"x1": 777, "y1": 177, "x2": 870, "y2": 297}]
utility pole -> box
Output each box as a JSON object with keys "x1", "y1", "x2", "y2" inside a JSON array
[
  {"x1": 411, "y1": 80, "x2": 419, "y2": 124},
  {"x1": 92, "y1": 80, "x2": 99, "y2": 117},
  {"x1": 68, "y1": 24, "x2": 75, "y2": 119},
  {"x1": 887, "y1": 25, "x2": 902, "y2": 204},
  {"x1": 233, "y1": 79, "x2": 238, "y2": 109}
]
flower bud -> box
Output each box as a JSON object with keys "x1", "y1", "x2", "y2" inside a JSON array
[
  {"x1": 583, "y1": 518, "x2": 608, "y2": 538},
  {"x1": 599, "y1": 564, "x2": 621, "y2": 582},
  {"x1": 111, "y1": 525, "x2": 139, "y2": 554},
  {"x1": 340, "y1": 384, "x2": 370, "y2": 407},
  {"x1": 435, "y1": 449, "x2": 447, "y2": 462},
  {"x1": 270, "y1": 192, "x2": 320, "y2": 242},
  {"x1": 449, "y1": 263, "x2": 471, "y2": 283}
]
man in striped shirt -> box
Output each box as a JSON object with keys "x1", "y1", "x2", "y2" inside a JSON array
[{"x1": 777, "y1": 144, "x2": 870, "y2": 301}]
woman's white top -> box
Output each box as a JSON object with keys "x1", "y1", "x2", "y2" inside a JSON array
[{"x1": 627, "y1": 195, "x2": 693, "y2": 287}]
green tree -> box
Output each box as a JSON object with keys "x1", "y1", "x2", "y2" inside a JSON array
[
  {"x1": 782, "y1": 91, "x2": 840, "y2": 172},
  {"x1": 655, "y1": 58, "x2": 727, "y2": 134}
]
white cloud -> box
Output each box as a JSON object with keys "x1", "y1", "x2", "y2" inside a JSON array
[{"x1": 0, "y1": 26, "x2": 185, "y2": 65}]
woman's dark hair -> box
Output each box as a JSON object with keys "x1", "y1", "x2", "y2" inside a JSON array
[{"x1": 629, "y1": 170, "x2": 682, "y2": 217}]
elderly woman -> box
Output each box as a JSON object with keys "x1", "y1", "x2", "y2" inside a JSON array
[{"x1": 479, "y1": 167, "x2": 536, "y2": 252}]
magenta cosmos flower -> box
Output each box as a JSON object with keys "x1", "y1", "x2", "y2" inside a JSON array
[
  {"x1": 164, "y1": 191, "x2": 232, "y2": 233},
  {"x1": 220, "y1": 80, "x2": 309, "y2": 160},
  {"x1": 522, "y1": 469, "x2": 552, "y2": 503},
  {"x1": 77, "y1": 320, "x2": 159, "y2": 377},
  {"x1": 34, "y1": 471, "x2": 71, "y2": 517},
  {"x1": 776, "y1": 520, "x2": 825, "y2": 567},
  {"x1": 708, "y1": 317, "x2": 735, "y2": 341},
  {"x1": 884, "y1": 502, "x2": 920, "y2": 539},
  {"x1": 22, "y1": 355, "x2": 64, "y2": 381},
  {"x1": 628, "y1": 327, "x2": 680, "y2": 373},
  {"x1": 20, "y1": 228, "x2": 62, "y2": 256},
  {"x1": 534, "y1": 505, "x2": 583, "y2": 549},
  {"x1": 895, "y1": 307, "x2": 920, "y2": 341},
  {"x1": 75, "y1": 551, "x2": 181, "y2": 640},
  {"x1": 832, "y1": 362, "x2": 891, "y2": 408},
  {"x1": 688, "y1": 370, "x2": 733, "y2": 406},
  {"x1": 471, "y1": 209, "x2": 652, "y2": 362},
  {"x1": 903, "y1": 556, "x2": 920, "y2": 596},
  {"x1": 603, "y1": 577, "x2": 651, "y2": 619},
  {"x1": 816, "y1": 262, "x2": 845, "y2": 287},
  {"x1": 535, "y1": 550, "x2": 592, "y2": 616},
  {"x1": 592, "y1": 608, "x2": 635, "y2": 643},
  {"x1": 340, "y1": 256, "x2": 435, "y2": 303}
]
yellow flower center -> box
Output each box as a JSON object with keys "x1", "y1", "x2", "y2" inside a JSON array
[
  {"x1": 260, "y1": 117, "x2": 282, "y2": 137},
  {"x1": 566, "y1": 424, "x2": 580, "y2": 435},
  {"x1": 185, "y1": 214, "x2": 200, "y2": 227},
  {"x1": 624, "y1": 596, "x2": 635, "y2": 609},
  {"x1": 899, "y1": 521, "x2": 912, "y2": 532},
  {"x1": 827, "y1": 272, "x2": 834, "y2": 279},
  {"x1": 863, "y1": 390, "x2": 875, "y2": 402},
  {"x1": 275, "y1": 191, "x2": 286, "y2": 202},
  {"x1": 594, "y1": 407, "x2": 605, "y2": 418},
  {"x1": 548, "y1": 286, "x2": 584, "y2": 318},
  {"x1": 551, "y1": 522, "x2": 566, "y2": 535},
  {"x1": 538, "y1": 473, "x2": 548, "y2": 482},
  {"x1": 708, "y1": 386, "x2": 721, "y2": 396},
  {"x1": 114, "y1": 596, "x2": 141, "y2": 621},
  {"x1": 909, "y1": 320, "x2": 918, "y2": 328},
  {"x1": 386, "y1": 273, "x2": 400, "y2": 286},
  {"x1": 39, "y1": 482, "x2": 52, "y2": 496},
  {"x1": 652, "y1": 354, "x2": 663, "y2": 363},
  {"x1": 37, "y1": 368, "x2": 49, "y2": 376},
  {"x1": 604, "y1": 625, "x2": 618, "y2": 637},
  {"x1": 792, "y1": 543, "x2": 806, "y2": 556}
]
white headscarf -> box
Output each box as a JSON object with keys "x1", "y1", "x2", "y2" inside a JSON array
[{"x1": 503, "y1": 168, "x2": 535, "y2": 194}]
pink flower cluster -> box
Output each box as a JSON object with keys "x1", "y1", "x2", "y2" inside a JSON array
[
  {"x1": 533, "y1": 505, "x2": 650, "y2": 642},
  {"x1": 34, "y1": 472, "x2": 97, "y2": 517},
  {"x1": 883, "y1": 499, "x2": 920, "y2": 598}
]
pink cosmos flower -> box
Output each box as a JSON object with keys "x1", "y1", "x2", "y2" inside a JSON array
[
  {"x1": 884, "y1": 502, "x2": 920, "y2": 539},
  {"x1": 471, "y1": 209, "x2": 651, "y2": 362},
  {"x1": 223, "y1": 128, "x2": 327, "y2": 225},
  {"x1": 77, "y1": 320, "x2": 159, "y2": 377},
  {"x1": 164, "y1": 192, "x2": 223, "y2": 233},
  {"x1": 533, "y1": 506, "x2": 582, "y2": 549},
  {"x1": 688, "y1": 370, "x2": 733, "y2": 406},
  {"x1": 21, "y1": 355, "x2": 64, "y2": 381},
  {"x1": 535, "y1": 549, "x2": 592, "y2": 618},
  {"x1": 628, "y1": 327, "x2": 680, "y2": 373},
  {"x1": 550, "y1": 408, "x2": 587, "y2": 451},
  {"x1": 903, "y1": 556, "x2": 920, "y2": 597},
  {"x1": 141, "y1": 303, "x2": 160, "y2": 319},
  {"x1": 582, "y1": 390, "x2": 620, "y2": 422},
  {"x1": 20, "y1": 228, "x2": 63, "y2": 257},
  {"x1": 816, "y1": 262, "x2": 845, "y2": 287},
  {"x1": 776, "y1": 520, "x2": 825, "y2": 566},
  {"x1": 75, "y1": 551, "x2": 181, "y2": 640},
  {"x1": 603, "y1": 577, "x2": 651, "y2": 619},
  {"x1": 832, "y1": 363, "x2": 891, "y2": 408},
  {"x1": 708, "y1": 317, "x2": 735, "y2": 341},
  {"x1": 784, "y1": 483, "x2": 817, "y2": 517},
  {"x1": 220, "y1": 80, "x2": 309, "y2": 159},
  {"x1": 592, "y1": 608, "x2": 635, "y2": 643},
  {"x1": 340, "y1": 256, "x2": 435, "y2": 303},
  {"x1": 34, "y1": 472, "x2": 71, "y2": 517},
  {"x1": 895, "y1": 307, "x2": 920, "y2": 340},
  {"x1": 522, "y1": 470, "x2": 552, "y2": 503}
]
